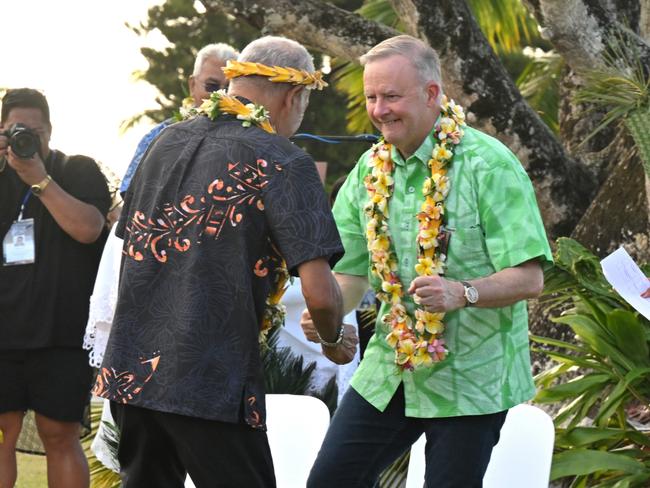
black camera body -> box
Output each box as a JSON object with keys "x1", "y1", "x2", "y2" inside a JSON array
[{"x1": 1, "y1": 124, "x2": 40, "y2": 159}]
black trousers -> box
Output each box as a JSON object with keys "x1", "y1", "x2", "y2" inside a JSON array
[
  {"x1": 110, "y1": 402, "x2": 276, "y2": 488},
  {"x1": 307, "y1": 385, "x2": 507, "y2": 488}
]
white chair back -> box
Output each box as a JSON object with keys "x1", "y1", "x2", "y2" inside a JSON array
[
  {"x1": 185, "y1": 394, "x2": 330, "y2": 488},
  {"x1": 266, "y1": 394, "x2": 331, "y2": 488},
  {"x1": 405, "y1": 404, "x2": 555, "y2": 488}
]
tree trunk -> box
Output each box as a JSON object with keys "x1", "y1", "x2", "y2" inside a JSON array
[
  {"x1": 525, "y1": 0, "x2": 650, "y2": 255},
  {"x1": 207, "y1": 0, "x2": 598, "y2": 239},
  {"x1": 524, "y1": 0, "x2": 650, "y2": 72},
  {"x1": 204, "y1": 0, "x2": 398, "y2": 60}
]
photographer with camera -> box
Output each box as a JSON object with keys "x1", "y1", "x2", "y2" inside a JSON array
[{"x1": 0, "y1": 88, "x2": 111, "y2": 488}]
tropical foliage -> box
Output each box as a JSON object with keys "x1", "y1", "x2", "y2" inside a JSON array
[
  {"x1": 574, "y1": 34, "x2": 650, "y2": 176},
  {"x1": 532, "y1": 237, "x2": 650, "y2": 487}
]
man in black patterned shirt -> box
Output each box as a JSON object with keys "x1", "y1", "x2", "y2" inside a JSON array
[{"x1": 94, "y1": 36, "x2": 356, "y2": 488}]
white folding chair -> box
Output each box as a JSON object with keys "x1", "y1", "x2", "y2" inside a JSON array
[
  {"x1": 405, "y1": 404, "x2": 555, "y2": 488},
  {"x1": 266, "y1": 394, "x2": 331, "y2": 488},
  {"x1": 186, "y1": 394, "x2": 330, "y2": 488}
]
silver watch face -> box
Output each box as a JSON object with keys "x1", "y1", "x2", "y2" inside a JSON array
[{"x1": 464, "y1": 285, "x2": 479, "y2": 304}]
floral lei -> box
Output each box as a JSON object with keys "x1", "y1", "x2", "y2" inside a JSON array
[
  {"x1": 183, "y1": 89, "x2": 289, "y2": 341},
  {"x1": 364, "y1": 95, "x2": 466, "y2": 370}
]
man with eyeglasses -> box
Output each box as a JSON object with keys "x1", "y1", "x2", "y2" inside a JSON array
[
  {"x1": 83, "y1": 42, "x2": 239, "y2": 373},
  {"x1": 119, "y1": 42, "x2": 238, "y2": 194}
]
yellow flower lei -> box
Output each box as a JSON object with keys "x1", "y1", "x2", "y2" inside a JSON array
[
  {"x1": 364, "y1": 96, "x2": 466, "y2": 370},
  {"x1": 223, "y1": 60, "x2": 328, "y2": 90},
  {"x1": 183, "y1": 89, "x2": 290, "y2": 341}
]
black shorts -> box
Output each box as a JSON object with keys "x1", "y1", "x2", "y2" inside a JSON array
[{"x1": 0, "y1": 347, "x2": 93, "y2": 423}]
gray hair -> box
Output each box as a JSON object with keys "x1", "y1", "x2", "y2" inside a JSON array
[
  {"x1": 231, "y1": 36, "x2": 315, "y2": 97},
  {"x1": 360, "y1": 35, "x2": 442, "y2": 88},
  {"x1": 192, "y1": 43, "x2": 239, "y2": 76}
]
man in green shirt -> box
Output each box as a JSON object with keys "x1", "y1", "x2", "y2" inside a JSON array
[{"x1": 304, "y1": 35, "x2": 553, "y2": 487}]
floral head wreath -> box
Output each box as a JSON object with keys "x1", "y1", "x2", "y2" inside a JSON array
[{"x1": 222, "y1": 60, "x2": 328, "y2": 90}]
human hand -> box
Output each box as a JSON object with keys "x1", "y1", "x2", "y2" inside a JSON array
[
  {"x1": 300, "y1": 309, "x2": 320, "y2": 343},
  {"x1": 642, "y1": 278, "x2": 650, "y2": 299},
  {"x1": 408, "y1": 275, "x2": 465, "y2": 312},
  {"x1": 6, "y1": 146, "x2": 47, "y2": 186},
  {"x1": 322, "y1": 324, "x2": 359, "y2": 365}
]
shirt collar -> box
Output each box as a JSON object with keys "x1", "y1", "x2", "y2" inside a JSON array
[{"x1": 390, "y1": 115, "x2": 440, "y2": 167}]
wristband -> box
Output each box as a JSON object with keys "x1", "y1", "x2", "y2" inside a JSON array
[{"x1": 317, "y1": 324, "x2": 344, "y2": 347}]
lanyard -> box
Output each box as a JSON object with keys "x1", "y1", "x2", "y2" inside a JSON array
[{"x1": 17, "y1": 190, "x2": 31, "y2": 221}]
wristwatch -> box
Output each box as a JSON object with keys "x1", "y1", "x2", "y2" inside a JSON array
[
  {"x1": 30, "y1": 174, "x2": 52, "y2": 197},
  {"x1": 461, "y1": 281, "x2": 479, "y2": 306},
  {"x1": 317, "y1": 324, "x2": 344, "y2": 347}
]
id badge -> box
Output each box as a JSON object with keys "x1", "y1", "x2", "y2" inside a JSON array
[{"x1": 3, "y1": 218, "x2": 35, "y2": 265}]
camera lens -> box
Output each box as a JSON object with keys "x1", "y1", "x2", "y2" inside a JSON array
[{"x1": 9, "y1": 128, "x2": 39, "y2": 159}]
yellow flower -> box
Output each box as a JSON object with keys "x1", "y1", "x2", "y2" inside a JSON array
[
  {"x1": 371, "y1": 193, "x2": 388, "y2": 214},
  {"x1": 382, "y1": 280, "x2": 403, "y2": 303},
  {"x1": 419, "y1": 222, "x2": 440, "y2": 241},
  {"x1": 415, "y1": 309, "x2": 445, "y2": 335},
  {"x1": 371, "y1": 235, "x2": 390, "y2": 252},
  {"x1": 420, "y1": 196, "x2": 440, "y2": 216},
  {"x1": 437, "y1": 175, "x2": 449, "y2": 194},
  {"x1": 366, "y1": 218, "x2": 379, "y2": 241},
  {"x1": 373, "y1": 172, "x2": 394, "y2": 196},
  {"x1": 428, "y1": 158, "x2": 446, "y2": 172},
  {"x1": 432, "y1": 144, "x2": 453, "y2": 161},
  {"x1": 386, "y1": 329, "x2": 400, "y2": 348},
  {"x1": 414, "y1": 257, "x2": 434, "y2": 276},
  {"x1": 439, "y1": 116, "x2": 457, "y2": 134},
  {"x1": 412, "y1": 343, "x2": 434, "y2": 367},
  {"x1": 451, "y1": 103, "x2": 466, "y2": 123},
  {"x1": 397, "y1": 338, "x2": 415, "y2": 356},
  {"x1": 422, "y1": 178, "x2": 433, "y2": 195}
]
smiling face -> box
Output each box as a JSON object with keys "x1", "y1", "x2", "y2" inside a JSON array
[{"x1": 363, "y1": 54, "x2": 440, "y2": 158}]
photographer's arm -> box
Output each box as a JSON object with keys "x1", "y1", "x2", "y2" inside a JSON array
[{"x1": 6, "y1": 149, "x2": 105, "y2": 244}]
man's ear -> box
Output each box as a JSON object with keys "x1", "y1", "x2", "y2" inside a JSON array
[
  {"x1": 188, "y1": 75, "x2": 197, "y2": 98},
  {"x1": 425, "y1": 82, "x2": 441, "y2": 107},
  {"x1": 285, "y1": 85, "x2": 306, "y2": 110}
]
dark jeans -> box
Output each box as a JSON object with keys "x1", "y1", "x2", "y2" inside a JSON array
[
  {"x1": 307, "y1": 385, "x2": 507, "y2": 488},
  {"x1": 110, "y1": 402, "x2": 276, "y2": 488}
]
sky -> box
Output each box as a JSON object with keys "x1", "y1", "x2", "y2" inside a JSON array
[{"x1": 3, "y1": 0, "x2": 169, "y2": 179}]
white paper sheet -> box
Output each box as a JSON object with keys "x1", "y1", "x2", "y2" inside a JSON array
[{"x1": 600, "y1": 247, "x2": 650, "y2": 321}]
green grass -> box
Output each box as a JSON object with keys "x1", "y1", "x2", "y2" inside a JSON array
[{"x1": 15, "y1": 452, "x2": 47, "y2": 488}]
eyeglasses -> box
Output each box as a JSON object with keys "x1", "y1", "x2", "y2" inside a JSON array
[{"x1": 204, "y1": 81, "x2": 227, "y2": 93}]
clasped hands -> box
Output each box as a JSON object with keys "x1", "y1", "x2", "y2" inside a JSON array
[
  {"x1": 299, "y1": 313, "x2": 358, "y2": 365},
  {"x1": 300, "y1": 275, "x2": 466, "y2": 364}
]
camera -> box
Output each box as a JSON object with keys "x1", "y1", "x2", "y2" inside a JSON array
[{"x1": 1, "y1": 124, "x2": 40, "y2": 159}]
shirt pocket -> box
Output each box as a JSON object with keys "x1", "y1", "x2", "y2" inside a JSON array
[{"x1": 445, "y1": 225, "x2": 495, "y2": 279}]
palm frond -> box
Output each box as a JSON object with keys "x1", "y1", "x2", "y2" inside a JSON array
[
  {"x1": 574, "y1": 33, "x2": 650, "y2": 146},
  {"x1": 331, "y1": 62, "x2": 374, "y2": 134},
  {"x1": 82, "y1": 402, "x2": 121, "y2": 488},
  {"x1": 358, "y1": 0, "x2": 400, "y2": 29},
  {"x1": 516, "y1": 49, "x2": 564, "y2": 133},
  {"x1": 467, "y1": 0, "x2": 539, "y2": 55},
  {"x1": 262, "y1": 327, "x2": 339, "y2": 414}
]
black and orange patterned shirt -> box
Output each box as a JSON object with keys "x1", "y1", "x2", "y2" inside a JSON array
[{"x1": 94, "y1": 112, "x2": 343, "y2": 428}]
